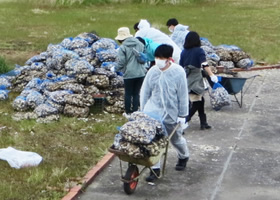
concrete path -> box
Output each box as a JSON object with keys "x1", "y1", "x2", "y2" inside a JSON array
[{"x1": 76, "y1": 69, "x2": 280, "y2": 200}]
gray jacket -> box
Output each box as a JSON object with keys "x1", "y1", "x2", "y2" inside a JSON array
[
  {"x1": 185, "y1": 65, "x2": 205, "y2": 95},
  {"x1": 115, "y1": 37, "x2": 147, "y2": 79}
]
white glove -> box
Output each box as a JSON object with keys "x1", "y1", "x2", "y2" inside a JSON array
[
  {"x1": 177, "y1": 117, "x2": 188, "y2": 129},
  {"x1": 210, "y1": 75, "x2": 218, "y2": 83},
  {"x1": 110, "y1": 66, "x2": 115, "y2": 72}
]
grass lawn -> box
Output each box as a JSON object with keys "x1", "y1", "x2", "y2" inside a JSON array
[
  {"x1": 1, "y1": 0, "x2": 279, "y2": 66},
  {"x1": 0, "y1": 92, "x2": 126, "y2": 199},
  {"x1": 0, "y1": 0, "x2": 279, "y2": 199}
]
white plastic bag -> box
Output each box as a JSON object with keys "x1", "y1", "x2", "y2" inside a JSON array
[{"x1": 0, "y1": 147, "x2": 43, "y2": 169}]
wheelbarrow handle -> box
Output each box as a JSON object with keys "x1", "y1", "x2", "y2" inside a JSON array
[{"x1": 167, "y1": 122, "x2": 181, "y2": 141}]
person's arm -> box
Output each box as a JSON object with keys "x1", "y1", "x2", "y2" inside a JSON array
[
  {"x1": 177, "y1": 68, "x2": 189, "y2": 117},
  {"x1": 200, "y1": 48, "x2": 218, "y2": 83},
  {"x1": 179, "y1": 51, "x2": 184, "y2": 67},
  {"x1": 203, "y1": 64, "x2": 214, "y2": 76},
  {"x1": 202, "y1": 63, "x2": 218, "y2": 83},
  {"x1": 115, "y1": 47, "x2": 126, "y2": 72}
]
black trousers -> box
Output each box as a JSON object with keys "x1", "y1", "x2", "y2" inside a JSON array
[
  {"x1": 187, "y1": 96, "x2": 208, "y2": 125},
  {"x1": 124, "y1": 77, "x2": 144, "y2": 114}
]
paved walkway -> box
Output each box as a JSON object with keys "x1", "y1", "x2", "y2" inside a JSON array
[{"x1": 76, "y1": 69, "x2": 280, "y2": 200}]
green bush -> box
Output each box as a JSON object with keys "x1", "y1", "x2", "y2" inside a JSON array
[{"x1": 0, "y1": 56, "x2": 11, "y2": 74}]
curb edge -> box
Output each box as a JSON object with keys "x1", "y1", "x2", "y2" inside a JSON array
[{"x1": 61, "y1": 152, "x2": 115, "y2": 200}]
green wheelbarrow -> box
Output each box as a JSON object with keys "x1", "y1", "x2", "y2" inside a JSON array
[{"x1": 108, "y1": 123, "x2": 180, "y2": 195}]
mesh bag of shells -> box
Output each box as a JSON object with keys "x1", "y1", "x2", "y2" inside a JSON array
[
  {"x1": 209, "y1": 83, "x2": 231, "y2": 111},
  {"x1": 0, "y1": 77, "x2": 12, "y2": 88},
  {"x1": 112, "y1": 112, "x2": 167, "y2": 158},
  {"x1": 0, "y1": 85, "x2": 9, "y2": 100},
  {"x1": 0, "y1": 89, "x2": 9, "y2": 100}
]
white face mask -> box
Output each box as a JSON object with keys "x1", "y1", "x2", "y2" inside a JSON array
[
  {"x1": 155, "y1": 59, "x2": 167, "y2": 69},
  {"x1": 169, "y1": 27, "x2": 174, "y2": 33}
]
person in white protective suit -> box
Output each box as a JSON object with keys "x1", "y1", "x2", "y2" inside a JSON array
[
  {"x1": 140, "y1": 44, "x2": 189, "y2": 182},
  {"x1": 166, "y1": 18, "x2": 190, "y2": 50},
  {"x1": 135, "y1": 19, "x2": 182, "y2": 64}
]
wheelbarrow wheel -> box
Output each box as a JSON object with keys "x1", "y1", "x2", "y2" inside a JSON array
[{"x1": 123, "y1": 164, "x2": 139, "y2": 194}]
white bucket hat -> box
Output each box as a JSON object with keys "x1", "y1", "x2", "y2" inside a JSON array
[{"x1": 115, "y1": 27, "x2": 132, "y2": 40}]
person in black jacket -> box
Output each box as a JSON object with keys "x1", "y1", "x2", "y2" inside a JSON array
[{"x1": 179, "y1": 31, "x2": 218, "y2": 130}]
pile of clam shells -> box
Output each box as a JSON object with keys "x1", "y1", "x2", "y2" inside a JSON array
[
  {"x1": 200, "y1": 38, "x2": 254, "y2": 70},
  {"x1": 1, "y1": 32, "x2": 126, "y2": 121},
  {"x1": 114, "y1": 112, "x2": 167, "y2": 158}
]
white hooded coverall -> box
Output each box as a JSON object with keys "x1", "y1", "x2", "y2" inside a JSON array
[
  {"x1": 140, "y1": 62, "x2": 190, "y2": 168},
  {"x1": 135, "y1": 19, "x2": 182, "y2": 64}
]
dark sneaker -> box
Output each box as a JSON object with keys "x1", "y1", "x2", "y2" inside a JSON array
[
  {"x1": 145, "y1": 168, "x2": 160, "y2": 182},
  {"x1": 175, "y1": 158, "x2": 189, "y2": 171}
]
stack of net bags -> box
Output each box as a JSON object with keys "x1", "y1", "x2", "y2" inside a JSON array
[
  {"x1": 200, "y1": 37, "x2": 254, "y2": 71},
  {"x1": 0, "y1": 32, "x2": 126, "y2": 122},
  {"x1": 113, "y1": 112, "x2": 167, "y2": 158}
]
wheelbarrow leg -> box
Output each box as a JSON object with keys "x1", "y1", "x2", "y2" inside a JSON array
[
  {"x1": 233, "y1": 74, "x2": 260, "y2": 108},
  {"x1": 234, "y1": 89, "x2": 243, "y2": 108}
]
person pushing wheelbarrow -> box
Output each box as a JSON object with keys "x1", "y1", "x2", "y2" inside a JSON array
[{"x1": 140, "y1": 44, "x2": 190, "y2": 182}]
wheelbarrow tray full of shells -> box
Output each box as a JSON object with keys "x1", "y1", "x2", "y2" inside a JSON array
[{"x1": 108, "y1": 123, "x2": 180, "y2": 195}]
